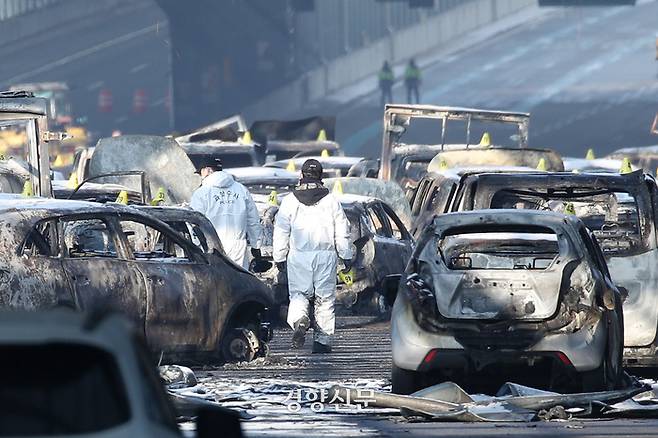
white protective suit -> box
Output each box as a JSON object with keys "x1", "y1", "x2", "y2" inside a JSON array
[
  {"x1": 272, "y1": 191, "x2": 353, "y2": 345},
  {"x1": 190, "y1": 171, "x2": 262, "y2": 268}
]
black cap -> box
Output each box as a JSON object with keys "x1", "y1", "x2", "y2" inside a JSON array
[
  {"x1": 195, "y1": 157, "x2": 222, "y2": 173},
  {"x1": 301, "y1": 159, "x2": 323, "y2": 181}
]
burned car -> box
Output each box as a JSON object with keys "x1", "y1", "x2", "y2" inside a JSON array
[
  {"x1": 379, "y1": 104, "x2": 563, "y2": 189},
  {"x1": 607, "y1": 145, "x2": 658, "y2": 176},
  {"x1": 250, "y1": 116, "x2": 341, "y2": 161},
  {"x1": 0, "y1": 196, "x2": 272, "y2": 363},
  {"x1": 391, "y1": 210, "x2": 624, "y2": 394},
  {"x1": 407, "y1": 167, "x2": 542, "y2": 239},
  {"x1": 265, "y1": 156, "x2": 378, "y2": 179},
  {"x1": 226, "y1": 166, "x2": 298, "y2": 212},
  {"x1": 334, "y1": 194, "x2": 413, "y2": 313},
  {"x1": 449, "y1": 170, "x2": 658, "y2": 368},
  {"x1": 0, "y1": 310, "x2": 241, "y2": 437}
]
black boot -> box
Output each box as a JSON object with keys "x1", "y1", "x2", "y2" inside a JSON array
[
  {"x1": 312, "y1": 341, "x2": 332, "y2": 354},
  {"x1": 291, "y1": 316, "x2": 310, "y2": 349}
]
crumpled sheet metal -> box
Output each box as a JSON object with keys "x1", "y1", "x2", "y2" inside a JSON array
[
  {"x1": 89, "y1": 135, "x2": 200, "y2": 204},
  {"x1": 329, "y1": 381, "x2": 654, "y2": 422}
]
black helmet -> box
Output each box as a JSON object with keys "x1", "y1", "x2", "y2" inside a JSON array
[{"x1": 301, "y1": 159, "x2": 323, "y2": 182}]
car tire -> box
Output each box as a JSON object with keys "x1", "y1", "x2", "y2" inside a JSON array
[
  {"x1": 221, "y1": 326, "x2": 261, "y2": 363},
  {"x1": 391, "y1": 364, "x2": 420, "y2": 395},
  {"x1": 581, "y1": 309, "x2": 623, "y2": 392}
]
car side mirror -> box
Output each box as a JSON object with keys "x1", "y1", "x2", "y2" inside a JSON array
[
  {"x1": 196, "y1": 406, "x2": 244, "y2": 438},
  {"x1": 382, "y1": 274, "x2": 402, "y2": 307},
  {"x1": 616, "y1": 285, "x2": 629, "y2": 303}
]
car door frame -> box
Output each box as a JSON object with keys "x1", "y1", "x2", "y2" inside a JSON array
[
  {"x1": 110, "y1": 212, "x2": 222, "y2": 356},
  {"x1": 56, "y1": 212, "x2": 148, "y2": 332},
  {"x1": 364, "y1": 201, "x2": 413, "y2": 281}
]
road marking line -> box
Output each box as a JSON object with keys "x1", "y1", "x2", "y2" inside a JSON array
[
  {"x1": 86, "y1": 80, "x2": 104, "y2": 92},
  {"x1": 130, "y1": 63, "x2": 149, "y2": 74},
  {"x1": 1, "y1": 23, "x2": 166, "y2": 86}
]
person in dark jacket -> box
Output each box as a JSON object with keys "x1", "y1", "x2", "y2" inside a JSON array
[
  {"x1": 404, "y1": 58, "x2": 421, "y2": 104},
  {"x1": 378, "y1": 61, "x2": 394, "y2": 107}
]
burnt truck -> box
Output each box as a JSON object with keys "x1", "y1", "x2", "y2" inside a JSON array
[
  {"x1": 0, "y1": 91, "x2": 63, "y2": 197},
  {"x1": 0, "y1": 196, "x2": 272, "y2": 363},
  {"x1": 379, "y1": 104, "x2": 563, "y2": 189},
  {"x1": 449, "y1": 170, "x2": 658, "y2": 368}
]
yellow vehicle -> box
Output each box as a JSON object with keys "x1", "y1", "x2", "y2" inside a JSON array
[{"x1": 7, "y1": 83, "x2": 86, "y2": 168}]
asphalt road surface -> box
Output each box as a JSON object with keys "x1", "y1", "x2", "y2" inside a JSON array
[
  {"x1": 0, "y1": 1, "x2": 171, "y2": 138},
  {"x1": 201, "y1": 316, "x2": 658, "y2": 438},
  {"x1": 327, "y1": 1, "x2": 658, "y2": 159}
]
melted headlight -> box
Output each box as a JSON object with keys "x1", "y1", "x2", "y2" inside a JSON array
[{"x1": 404, "y1": 272, "x2": 442, "y2": 330}]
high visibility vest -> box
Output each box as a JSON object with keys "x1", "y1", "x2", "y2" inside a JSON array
[
  {"x1": 405, "y1": 66, "x2": 421, "y2": 80},
  {"x1": 379, "y1": 69, "x2": 394, "y2": 81}
]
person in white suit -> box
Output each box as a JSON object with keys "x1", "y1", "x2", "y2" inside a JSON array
[
  {"x1": 191, "y1": 158, "x2": 262, "y2": 268},
  {"x1": 273, "y1": 159, "x2": 353, "y2": 353}
]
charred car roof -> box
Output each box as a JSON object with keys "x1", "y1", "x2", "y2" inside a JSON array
[
  {"x1": 0, "y1": 92, "x2": 48, "y2": 116},
  {"x1": 429, "y1": 209, "x2": 584, "y2": 240},
  {"x1": 462, "y1": 169, "x2": 647, "y2": 189}
]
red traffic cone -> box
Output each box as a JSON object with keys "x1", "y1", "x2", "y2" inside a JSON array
[
  {"x1": 98, "y1": 88, "x2": 112, "y2": 113},
  {"x1": 132, "y1": 89, "x2": 147, "y2": 114}
]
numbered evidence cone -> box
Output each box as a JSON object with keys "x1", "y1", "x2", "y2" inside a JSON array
[
  {"x1": 479, "y1": 132, "x2": 491, "y2": 147},
  {"x1": 68, "y1": 172, "x2": 79, "y2": 189},
  {"x1": 620, "y1": 157, "x2": 633, "y2": 174},
  {"x1": 115, "y1": 190, "x2": 129, "y2": 205},
  {"x1": 338, "y1": 268, "x2": 355, "y2": 287},
  {"x1": 286, "y1": 160, "x2": 296, "y2": 172},
  {"x1": 536, "y1": 158, "x2": 547, "y2": 171},
  {"x1": 240, "y1": 130, "x2": 252, "y2": 144},
  {"x1": 332, "y1": 179, "x2": 344, "y2": 195},
  {"x1": 320, "y1": 149, "x2": 330, "y2": 158},
  {"x1": 585, "y1": 148, "x2": 595, "y2": 160},
  {"x1": 317, "y1": 129, "x2": 327, "y2": 141},
  {"x1": 268, "y1": 190, "x2": 279, "y2": 206},
  {"x1": 21, "y1": 181, "x2": 33, "y2": 197},
  {"x1": 150, "y1": 187, "x2": 166, "y2": 206},
  {"x1": 564, "y1": 202, "x2": 576, "y2": 215}
]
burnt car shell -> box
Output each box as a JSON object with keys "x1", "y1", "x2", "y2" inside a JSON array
[
  {"x1": 0, "y1": 196, "x2": 272, "y2": 363},
  {"x1": 450, "y1": 170, "x2": 658, "y2": 367},
  {"x1": 391, "y1": 210, "x2": 623, "y2": 393}
]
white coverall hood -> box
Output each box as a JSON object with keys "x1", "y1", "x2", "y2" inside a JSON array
[
  {"x1": 272, "y1": 192, "x2": 353, "y2": 346},
  {"x1": 190, "y1": 170, "x2": 262, "y2": 268}
]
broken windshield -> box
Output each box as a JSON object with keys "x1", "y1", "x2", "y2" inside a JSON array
[
  {"x1": 395, "y1": 117, "x2": 523, "y2": 148},
  {"x1": 489, "y1": 189, "x2": 642, "y2": 256},
  {"x1": 439, "y1": 230, "x2": 559, "y2": 271}
]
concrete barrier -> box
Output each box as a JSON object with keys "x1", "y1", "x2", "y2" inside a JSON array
[{"x1": 244, "y1": 0, "x2": 535, "y2": 120}]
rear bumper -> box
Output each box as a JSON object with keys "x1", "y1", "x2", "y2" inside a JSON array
[
  {"x1": 391, "y1": 293, "x2": 606, "y2": 373},
  {"x1": 624, "y1": 345, "x2": 658, "y2": 367}
]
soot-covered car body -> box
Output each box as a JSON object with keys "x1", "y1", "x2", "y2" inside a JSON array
[
  {"x1": 0, "y1": 196, "x2": 272, "y2": 363},
  {"x1": 450, "y1": 170, "x2": 658, "y2": 368},
  {"x1": 391, "y1": 210, "x2": 624, "y2": 394}
]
